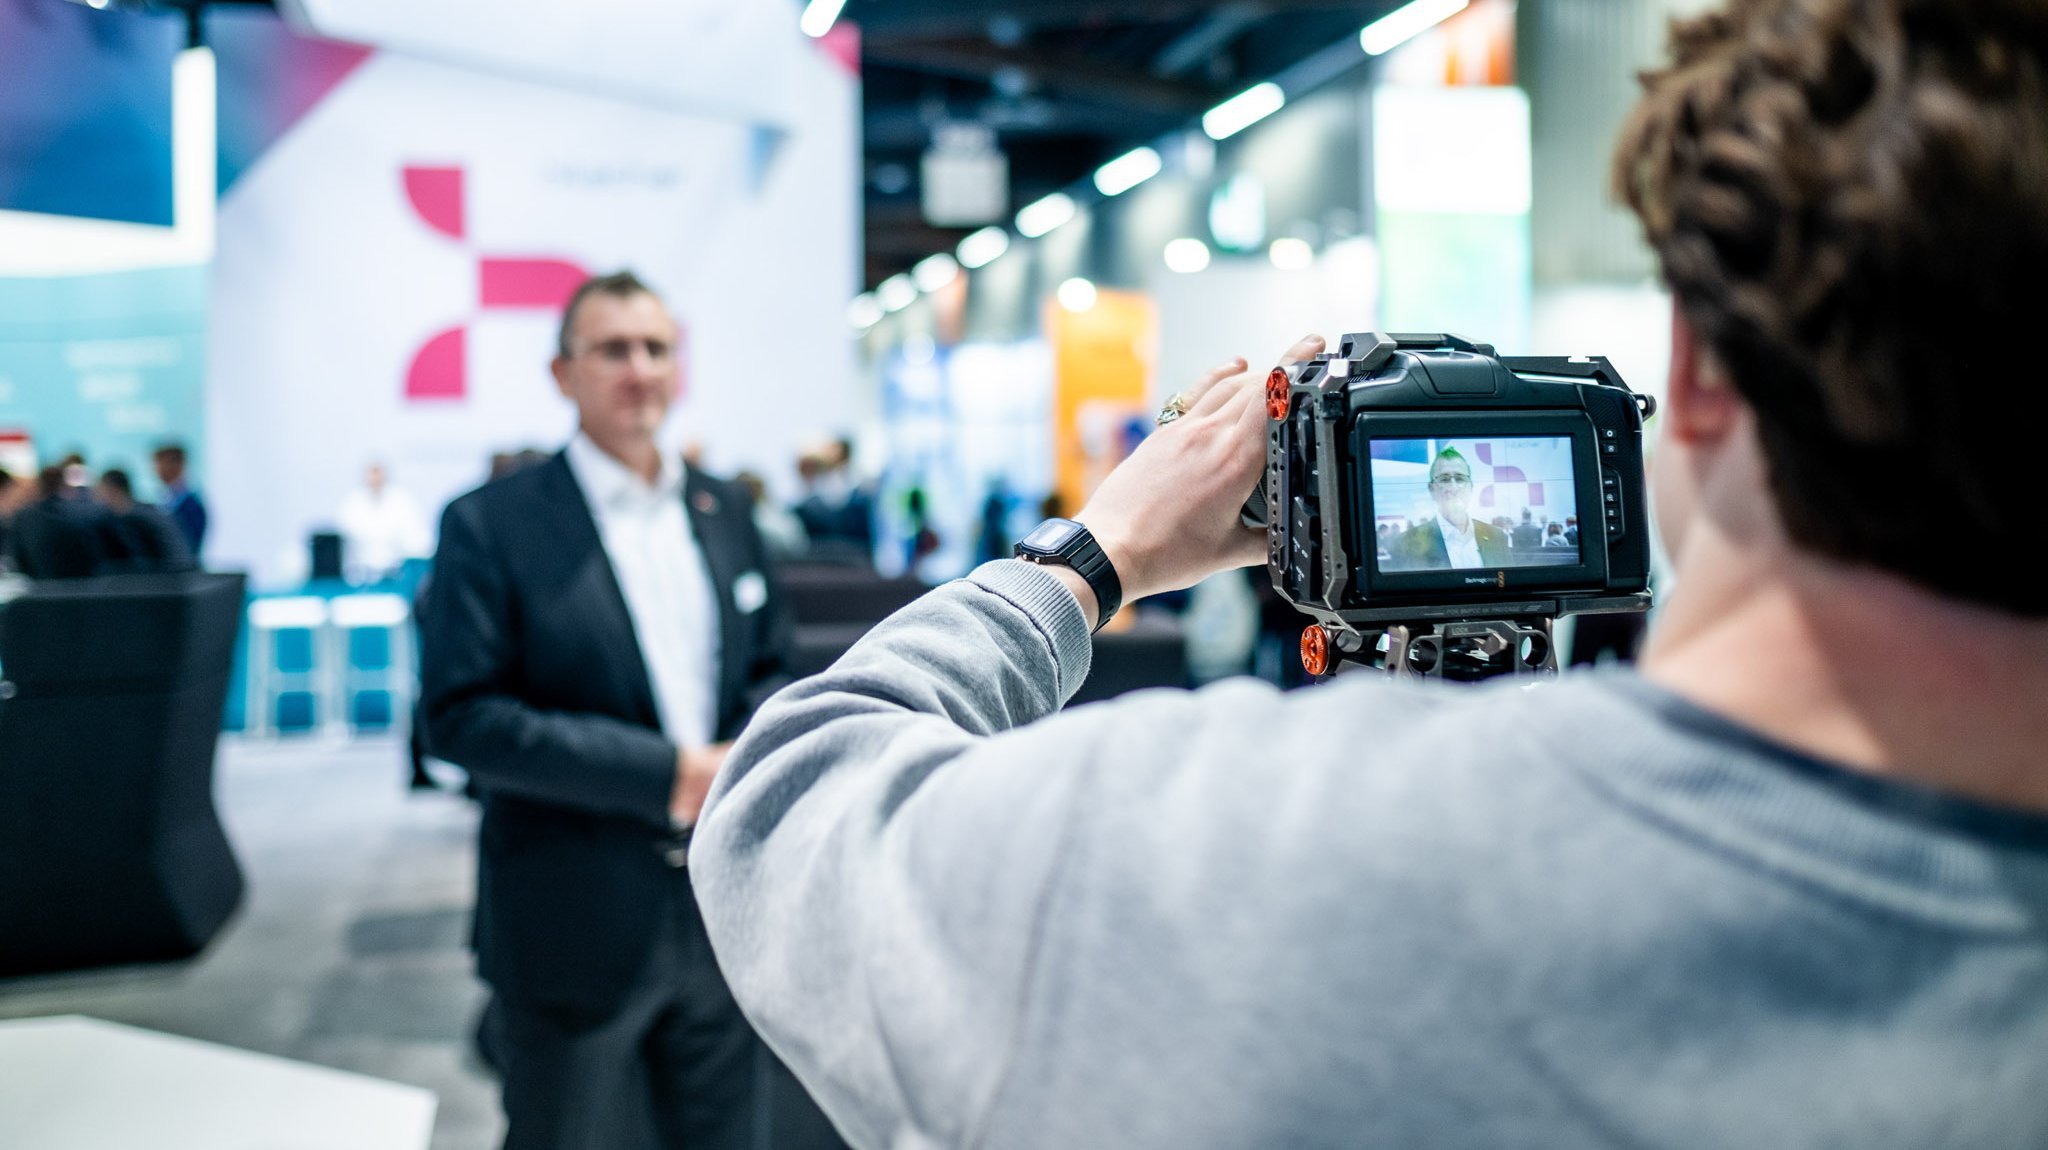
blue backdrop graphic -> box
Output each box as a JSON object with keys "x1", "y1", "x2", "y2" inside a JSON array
[{"x1": 0, "y1": 266, "x2": 208, "y2": 496}]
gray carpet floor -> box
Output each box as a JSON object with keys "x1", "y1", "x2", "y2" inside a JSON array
[{"x1": 0, "y1": 737, "x2": 505, "y2": 1150}]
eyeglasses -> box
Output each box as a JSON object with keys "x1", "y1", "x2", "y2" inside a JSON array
[
  {"x1": 571, "y1": 337, "x2": 674, "y2": 365},
  {"x1": 1429, "y1": 473, "x2": 1473, "y2": 488}
]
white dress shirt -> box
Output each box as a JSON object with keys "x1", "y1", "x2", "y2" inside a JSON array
[
  {"x1": 564, "y1": 433, "x2": 721, "y2": 750},
  {"x1": 1438, "y1": 516, "x2": 1485, "y2": 569},
  {"x1": 337, "y1": 485, "x2": 431, "y2": 577}
]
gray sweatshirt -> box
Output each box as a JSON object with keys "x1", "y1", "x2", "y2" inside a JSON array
[{"x1": 691, "y1": 560, "x2": 2048, "y2": 1150}]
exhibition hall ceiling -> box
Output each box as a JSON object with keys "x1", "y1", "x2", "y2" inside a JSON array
[
  {"x1": 45, "y1": 0, "x2": 1395, "y2": 288},
  {"x1": 854, "y1": 0, "x2": 1392, "y2": 286}
]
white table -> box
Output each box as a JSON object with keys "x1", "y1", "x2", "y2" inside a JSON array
[{"x1": 0, "y1": 1016, "x2": 436, "y2": 1150}]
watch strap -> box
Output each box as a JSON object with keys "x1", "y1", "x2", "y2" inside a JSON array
[{"x1": 1014, "y1": 519, "x2": 1123, "y2": 630}]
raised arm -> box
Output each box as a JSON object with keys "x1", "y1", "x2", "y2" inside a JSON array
[{"x1": 692, "y1": 340, "x2": 1326, "y2": 1146}]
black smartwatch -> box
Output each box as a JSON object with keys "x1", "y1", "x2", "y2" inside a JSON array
[{"x1": 1014, "y1": 518, "x2": 1123, "y2": 630}]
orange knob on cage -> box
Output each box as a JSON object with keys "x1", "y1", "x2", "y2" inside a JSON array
[
  {"x1": 1300, "y1": 623, "x2": 1330, "y2": 677},
  {"x1": 1265, "y1": 368, "x2": 1291, "y2": 421}
]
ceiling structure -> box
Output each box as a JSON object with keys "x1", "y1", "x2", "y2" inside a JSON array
[
  {"x1": 850, "y1": 0, "x2": 1396, "y2": 289},
  {"x1": 89, "y1": 0, "x2": 1402, "y2": 291}
]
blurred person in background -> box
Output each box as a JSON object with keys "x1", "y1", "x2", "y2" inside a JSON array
[
  {"x1": 488, "y1": 448, "x2": 555, "y2": 482},
  {"x1": 419, "y1": 271, "x2": 839, "y2": 1150},
  {"x1": 57, "y1": 451, "x2": 91, "y2": 495},
  {"x1": 7, "y1": 466, "x2": 115, "y2": 579},
  {"x1": 152, "y1": 442, "x2": 207, "y2": 558},
  {"x1": 687, "y1": 1, "x2": 2048, "y2": 1146},
  {"x1": 0, "y1": 467, "x2": 26, "y2": 571},
  {"x1": 976, "y1": 477, "x2": 1018, "y2": 565},
  {"x1": 338, "y1": 460, "x2": 432, "y2": 583},
  {"x1": 94, "y1": 468, "x2": 196, "y2": 574},
  {"x1": 792, "y1": 438, "x2": 874, "y2": 563},
  {"x1": 734, "y1": 471, "x2": 808, "y2": 561}
]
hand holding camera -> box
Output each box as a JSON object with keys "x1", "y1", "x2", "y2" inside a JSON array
[{"x1": 1067, "y1": 336, "x2": 1327, "y2": 623}]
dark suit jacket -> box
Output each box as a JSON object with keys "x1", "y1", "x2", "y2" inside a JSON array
[
  {"x1": 1386, "y1": 517, "x2": 1513, "y2": 571},
  {"x1": 419, "y1": 452, "x2": 795, "y2": 1020},
  {"x1": 794, "y1": 488, "x2": 876, "y2": 553},
  {"x1": 103, "y1": 507, "x2": 197, "y2": 574},
  {"x1": 8, "y1": 499, "x2": 117, "y2": 580},
  {"x1": 163, "y1": 488, "x2": 207, "y2": 556}
]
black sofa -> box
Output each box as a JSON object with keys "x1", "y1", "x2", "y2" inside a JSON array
[{"x1": 0, "y1": 571, "x2": 247, "y2": 978}]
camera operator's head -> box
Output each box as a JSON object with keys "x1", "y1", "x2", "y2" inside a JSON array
[
  {"x1": 1614, "y1": 0, "x2": 2048, "y2": 614},
  {"x1": 1427, "y1": 446, "x2": 1475, "y2": 529}
]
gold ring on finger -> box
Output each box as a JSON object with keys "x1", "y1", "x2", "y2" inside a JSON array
[{"x1": 1156, "y1": 393, "x2": 1191, "y2": 426}]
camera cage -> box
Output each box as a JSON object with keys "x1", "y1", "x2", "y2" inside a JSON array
[{"x1": 1255, "y1": 332, "x2": 1656, "y2": 679}]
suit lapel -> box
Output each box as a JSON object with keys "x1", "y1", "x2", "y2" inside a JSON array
[
  {"x1": 1430, "y1": 519, "x2": 1452, "y2": 567},
  {"x1": 540, "y1": 453, "x2": 663, "y2": 731}
]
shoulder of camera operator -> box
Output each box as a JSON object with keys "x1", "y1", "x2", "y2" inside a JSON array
[
  {"x1": 686, "y1": 546, "x2": 1526, "y2": 1146},
  {"x1": 689, "y1": 2, "x2": 2048, "y2": 1143}
]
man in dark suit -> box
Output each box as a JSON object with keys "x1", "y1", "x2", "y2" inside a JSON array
[
  {"x1": 792, "y1": 439, "x2": 875, "y2": 564},
  {"x1": 420, "y1": 272, "x2": 840, "y2": 1150},
  {"x1": 1385, "y1": 447, "x2": 1513, "y2": 571},
  {"x1": 7, "y1": 467, "x2": 119, "y2": 580},
  {"x1": 152, "y1": 443, "x2": 208, "y2": 559},
  {"x1": 94, "y1": 468, "x2": 197, "y2": 574}
]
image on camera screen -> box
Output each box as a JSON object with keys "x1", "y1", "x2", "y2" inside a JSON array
[{"x1": 1370, "y1": 437, "x2": 1581, "y2": 572}]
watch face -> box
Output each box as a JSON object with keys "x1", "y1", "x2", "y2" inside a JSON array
[{"x1": 1020, "y1": 519, "x2": 1080, "y2": 553}]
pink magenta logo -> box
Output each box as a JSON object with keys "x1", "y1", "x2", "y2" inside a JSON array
[{"x1": 402, "y1": 165, "x2": 590, "y2": 401}]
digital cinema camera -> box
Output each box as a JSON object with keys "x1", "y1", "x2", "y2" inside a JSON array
[{"x1": 1249, "y1": 332, "x2": 1655, "y2": 680}]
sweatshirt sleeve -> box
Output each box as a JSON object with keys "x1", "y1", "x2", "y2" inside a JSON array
[{"x1": 689, "y1": 558, "x2": 1130, "y2": 1148}]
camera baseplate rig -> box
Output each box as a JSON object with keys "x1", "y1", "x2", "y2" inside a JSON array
[{"x1": 1252, "y1": 332, "x2": 1657, "y2": 682}]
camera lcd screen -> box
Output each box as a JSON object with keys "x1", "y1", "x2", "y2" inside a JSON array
[{"x1": 1369, "y1": 437, "x2": 1581, "y2": 573}]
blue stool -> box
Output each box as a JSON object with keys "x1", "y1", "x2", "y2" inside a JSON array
[
  {"x1": 327, "y1": 593, "x2": 414, "y2": 737},
  {"x1": 245, "y1": 597, "x2": 333, "y2": 736}
]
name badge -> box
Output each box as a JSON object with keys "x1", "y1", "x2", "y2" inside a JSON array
[{"x1": 732, "y1": 571, "x2": 768, "y2": 614}]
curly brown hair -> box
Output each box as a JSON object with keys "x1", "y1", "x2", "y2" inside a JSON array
[{"x1": 1614, "y1": 0, "x2": 2048, "y2": 613}]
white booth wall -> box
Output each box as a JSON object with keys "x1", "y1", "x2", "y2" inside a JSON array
[{"x1": 206, "y1": 28, "x2": 859, "y2": 586}]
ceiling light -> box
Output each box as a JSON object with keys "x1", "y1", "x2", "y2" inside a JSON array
[
  {"x1": 957, "y1": 226, "x2": 1011, "y2": 269},
  {"x1": 1093, "y1": 147, "x2": 1162, "y2": 197},
  {"x1": 1163, "y1": 238, "x2": 1211, "y2": 274},
  {"x1": 1056, "y1": 277, "x2": 1098, "y2": 312},
  {"x1": 913, "y1": 253, "x2": 960, "y2": 292},
  {"x1": 1202, "y1": 82, "x2": 1285, "y2": 141},
  {"x1": 799, "y1": 0, "x2": 849, "y2": 39},
  {"x1": 1361, "y1": 0, "x2": 1470, "y2": 56},
  {"x1": 1268, "y1": 237, "x2": 1315, "y2": 270},
  {"x1": 847, "y1": 294, "x2": 884, "y2": 330},
  {"x1": 878, "y1": 274, "x2": 917, "y2": 313},
  {"x1": 1016, "y1": 192, "x2": 1076, "y2": 238}
]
